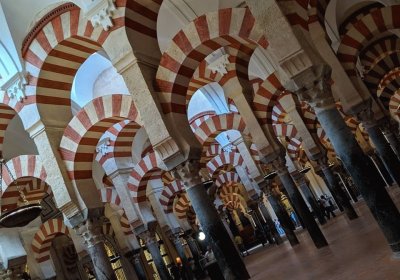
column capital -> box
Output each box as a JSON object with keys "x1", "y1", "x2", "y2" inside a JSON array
[
  {"x1": 350, "y1": 100, "x2": 377, "y2": 129},
  {"x1": 172, "y1": 159, "x2": 202, "y2": 188},
  {"x1": 271, "y1": 156, "x2": 289, "y2": 176},
  {"x1": 295, "y1": 65, "x2": 336, "y2": 113},
  {"x1": 75, "y1": 219, "x2": 104, "y2": 248}
]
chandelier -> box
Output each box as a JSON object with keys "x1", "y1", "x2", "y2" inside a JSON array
[{"x1": 0, "y1": 159, "x2": 42, "y2": 228}]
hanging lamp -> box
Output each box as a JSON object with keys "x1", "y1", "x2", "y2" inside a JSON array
[{"x1": 0, "y1": 159, "x2": 42, "y2": 228}]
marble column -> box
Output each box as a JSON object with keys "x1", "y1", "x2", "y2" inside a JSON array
[
  {"x1": 258, "y1": 200, "x2": 283, "y2": 245},
  {"x1": 381, "y1": 119, "x2": 400, "y2": 160},
  {"x1": 317, "y1": 158, "x2": 358, "y2": 220},
  {"x1": 292, "y1": 171, "x2": 326, "y2": 225},
  {"x1": 369, "y1": 153, "x2": 393, "y2": 186},
  {"x1": 264, "y1": 185, "x2": 299, "y2": 246},
  {"x1": 185, "y1": 233, "x2": 206, "y2": 279},
  {"x1": 135, "y1": 226, "x2": 171, "y2": 280},
  {"x1": 272, "y1": 157, "x2": 328, "y2": 248},
  {"x1": 357, "y1": 108, "x2": 400, "y2": 186},
  {"x1": 297, "y1": 67, "x2": 400, "y2": 256},
  {"x1": 174, "y1": 160, "x2": 250, "y2": 279},
  {"x1": 125, "y1": 249, "x2": 147, "y2": 280},
  {"x1": 168, "y1": 229, "x2": 194, "y2": 280},
  {"x1": 315, "y1": 168, "x2": 344, "y2": 211},
  {"x1": 75, "y1": 219, "x2": 116, "y2": 280}
]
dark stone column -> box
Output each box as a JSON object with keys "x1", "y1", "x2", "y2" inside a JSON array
[
  {"x1": 125, "y1": 249, "x2": 147, "y2": 280},
  {"x1": 272, "y1": 157, "x2": 328, "y2": 248},
  {"x1": 358, "y1": 110, "x2": 400, "y2": 186},
  {"x1": 315, "y1": 168, "x2": 344, "y2": 211},
  {"x1": 135, "y1": 226, "x2": 171, "y2": 280},
  {"x1": 296, "y1": 66, "x2": 400, "y2": 256},
  {"x1": 264, "y1": 185, "x2": 299, "y2": 246},
  {"x1": 258, "y1": 200, "x2": 283, "y2": 245},
  {"x1": 369, "y1": 153, "x2": 394, "y2": 186},
  {"x1": 185, "y1": 233, "x2": 206, "y2": 279},
  {"x1": 381, "y1": 119, "x2": 400, "y2": 160},
  {"x1": 174, "y1": 160, "x2": 250, "y2": 279},
  {"x1": 292, "y1": 171, "x2": 326, "y2": 225},
  {"x1": 168, "y1": 229, "x2": 194, "y2": 280},
  {"x1": 75, "y1": 220, "x2": 116, "y2": 280},
  {"x1": 317, "y1": 158, "x2": 358, "y2": 220}
]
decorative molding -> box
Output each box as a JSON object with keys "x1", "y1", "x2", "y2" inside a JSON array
[
  {"x1": 96, "y1": 137, "x2": 111, "y2": 156},
  {"x1": 152, "y1": 137, "x2": 181, "y2": 162},
  {"x1": 85, "y1": 0, "x2": 116, "y2": 31},
  {"x1": 0, "y1": 72, "x2": 28, "y2": 102},
  {"x1": 206, "y1": 53, "x2": 230, "y2": 75}
]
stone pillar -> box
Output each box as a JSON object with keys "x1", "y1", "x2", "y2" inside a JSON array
[
  {"x1": 185, "y1": 233, "x2": 205, "y2": 279},
  {"x1": 381, "y1": 119, "x2": 400, "y2": 160},
  {"x1": 174, "y1": 160, "x2": 250, "y2": 279},
  {"x1": 75, "y1": 219, "x2": 116, "y2": 280},
  {"x1": 317, "y1": 158, "x2": 358, "y2": 220},
  {"x1": 297, "y1": 66, "x2": 400, "y2": 256},
  {"x1": 357, "y1": 107, "x2": 400, "y2": 186},
  {"x1": 168, "y1": 229, "x2": 194, "y2": 280},
  {"x1": 264, "y1": 185, "x2": 299, "y2": 246},
  {"x1": 314, "y1": 168, "x2": 344, "y2": 211},
  {"x1": 258, "y1": 200, "x2": 283, "y2": 245},
  {"x1": 369, "y1": 153, "x2": 393, "y2": 187},
  {"x1": 135, "y1": 225, "x2": 171, "y2": 280},
  {"x1": 272, "y1": 157, "x2": 328, "y2": 248},
  {"x1": 125, "y1": 249, "x2": 147, "y2": 280},
  {"x1": 292, "y1": 171, "x2": 326, "y2": 225}
]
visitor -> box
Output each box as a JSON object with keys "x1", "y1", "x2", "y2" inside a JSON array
[
  {"x1": 274, "y1": 219, "x2": 285, "y2": 236},
  {"x1": 205, "y1": 246, "x2": 215, "y2": 262},
  {"x1": 320, "y1": 195, "x2": 336, "y2": 219}
]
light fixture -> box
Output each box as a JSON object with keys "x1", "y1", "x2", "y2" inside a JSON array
[
  {"x1": 0, "y1": 159, "x2": 42, "y2": 228},
  {"x1": 198, "y1": 231, "x2": 206, "y2": 241}
]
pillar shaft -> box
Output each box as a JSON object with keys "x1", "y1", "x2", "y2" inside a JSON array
[
  {"x1": 125, "y1": 250, "x2": 147, "y2": 280},
  {"x1": 364, "y1": 123, "x2": 400, "y2": 186},
  {"x1": 315, "y1": 106, "x2": 400, "y2": 255},
  {"x1": 266, "y1": 189, "x2": 299, "y2": 246},
  {"x1": 318, "y1": 159, "x2": 358, "y2": 220},
  {"x1": 144, "y1": 235, "x2": 171, "y2": 280},
  {"x1": 370, "y1": 153, "x2": 394, "y2": 186},
  {"x1": 295, "y1": 175, "x2": 326, "y2": 225},
  {"x1": 381, "y1": 120, "x2": 400, "y2": 159},
  {"x1": 171, "y1": 233, "x2": 194, "y2": 280},
  {"x1": 76, "y1": 220, "x2": 116, "y2": 280},
  {"x1": 174, "y1": 160, "x2": 250, "y2": 280},
  {"x1": 258, "y1": 201, "x2": 283, "y2": 245},
  {"x1": 273, "y1": 158, "x2": 328, "y2": 248}
]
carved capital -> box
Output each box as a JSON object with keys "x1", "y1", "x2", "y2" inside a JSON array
[
  {"x1": 152, "y1": 137, "x2": 181, "y2": 163},
  {"x1": 173, "y1": 160, "x2": 202, "y2": 188},
  {"x1": 85, "y1": 0, "x2": 116, "y2": 31},
  {"x1": 353, "y1": 102, "x2": 377, "y2": 129},
  {"x1": 1, "y1": 72, "x2": 28, "y2": 102},
  {"x1": 75, "y1": 219, "x2": 104, "y2": 248},
  {"x1": 137, "y1": 230, "x2": 157, "y2": 245},
  {"x1": 295, "y1": 65, "x2": 336, "y2": 112},
  {"x1": 96, "y1": 137, "x2": 111, "y2": 156}
]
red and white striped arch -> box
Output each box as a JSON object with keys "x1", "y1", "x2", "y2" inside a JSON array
[
  {"x1": 159, "y1": 180, "x2": 185, "y2": 214},
  {"x1": 95, "y1": 120, "x2": 141, "y2": 175},
  {"x1": 337, "y1": 5, "x2": 400, "y2": 86},
  {"x1": 174, "y1": 192, "x2": 191, "y2": 219},
  {"x1": 207, "y1": 152, "x2": 244, "y2": 178},
  {"x1": 23, "y1": 3, "x2": 128, "y2": 126},
  {"x1": 32, "y1": 218, "x2": 69, "y2": 263},
  {"x1": 219, "y1": 184, "x2": 242, "y2": 200},
  {"x1": 156, "y1": 7, "x2": 267, "y2": 115},
  {"x1": 194, "y1": 113, "x2": 248, "y2": 145},
  {"x1": 0, "y1": 93, "x2": 20, "y2": 153},
  {"x1": 360, "y1": 36, "x2": 400, "y2": 72},
  {"x1": 378, "y1": 76, "x2": 400, "y2": 109},
  {"x1": 215, "y1": 171, "x2": 241, "y2": 188},
  {"x1": 222, "y1": 193, "x2": 246, "y2": 212},
  {"x1": 120, "y1": 214, "x2": 134, "y2": 236},
  {"x1": 59, "y1": 95, "x2": 139, "y2": 195},
  {"x1": 127, "y1": 152, "x2": 163, "y2": 205},
  {"x1": 389, "y1": 90, "x2": 400, "y2": 122},
  {"x1": 189, "y1": 111, "x2": 216, "y2": 132}
]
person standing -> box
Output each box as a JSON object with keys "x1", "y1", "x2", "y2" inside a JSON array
[{"x1": 320, "y1": 195, "x2": 336, "y2": 219}]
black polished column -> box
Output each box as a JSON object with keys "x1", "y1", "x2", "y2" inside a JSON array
[
  {"x1": 381, "y1": 118, "x2": 400, "y2": 160},
  {"x1": 185, "y1": 232, "x2": 206, "y2": 279},
  {"x1": 135, "y1": 225, "x2": 171, "y2": 280},
  {"x1": 317, "y1": 158, "x2": 358, "y2": 220},
  {"x1": 298, "y1": 70, "x2": 400, "y2": 255},
  {"x1": 168, "y1": 229, "x2": 194, "y2": 280},
  {"x1": 292, "y1": 171, "x2": 326, "y2": 225},
  {"x1": 258, "y1": 199, "x2": 283, "y2": 245},
  {"x1": 174, "y1": 160, "x2": 250, "y2": 279},
  {"x1": 358, "y1": 110, "x2": 400, "y2": 187},
  {"x1": 272, "y1": 157, "x2": 328, "y2": 248},
  {"x1": 125, "y1": 249, "x2": 147, "y2": 280},
  {"x1": 75, "y1": 219, "x2": 116, "y2": 280},
  {"x1": 265, "y1": 185, "x2": 299, "y2": 246},
  {"x1": 315, "y1": 168, "x2": 344, "y2": 211},
  {"x1": 369, "y1": 153, "x2": 394, "y2": 186}
]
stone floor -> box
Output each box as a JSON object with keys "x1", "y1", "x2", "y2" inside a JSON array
[{"x1": 244, "y1": 187, "x2": 400, "y2": 280}]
